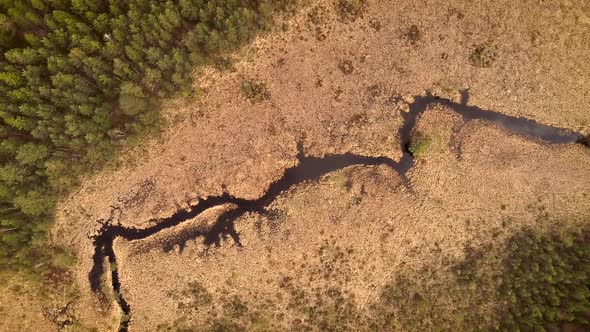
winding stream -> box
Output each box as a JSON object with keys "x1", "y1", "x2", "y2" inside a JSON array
[{"x1": 87, "y1": 92, "x2": 585, "y2": 331}]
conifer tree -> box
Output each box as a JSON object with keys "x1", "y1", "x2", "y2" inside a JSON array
[{"x1": 0, "y1": 0, "x2": 297, "y2": 280}]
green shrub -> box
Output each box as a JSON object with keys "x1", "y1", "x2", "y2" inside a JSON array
[
  {"x1": 336, "y1": 0, "x2": 366, "y2": 21},
  {"x1": 338, "y1": 59, "x2": 355, "y2": 75},
  {"x1": 241, "y1": 79, "x2": 270, "y2": 102},
  {"x1": 51, "y1": 247, "x2": 77, "y2": 270},
  {"x1": 408, "y1": 134, "x2": 441, "y2": 157},
  {"x1": 405, "y1": 24, "x2": 422, "y2": 45},
  {"x1": 469, "y1": 42, "x2": 498, "y2": 68}
]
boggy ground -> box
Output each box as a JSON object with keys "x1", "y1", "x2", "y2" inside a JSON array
[
  {"x1": 36, "y1": 0, "x2": 590, "y2": 330},
  {"x1": 115, "y1": 107, "x2": 590, "y2": 330}
]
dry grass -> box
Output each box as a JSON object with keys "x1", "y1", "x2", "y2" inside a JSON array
[
  {"x1": 115, "y1": 109, "x2": 590, "y2": 330},
  {"x1": 31, "y1": 0, "x2": 590, "y2": 330}
]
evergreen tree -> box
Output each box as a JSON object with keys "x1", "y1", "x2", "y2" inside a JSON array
[{"x1": 0, "y1": 0, "x2": 297, "y2": 281}]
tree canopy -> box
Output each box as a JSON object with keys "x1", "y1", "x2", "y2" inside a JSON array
[{"x1": 0, "y1": 0, "x2": 296, "y2": 280}]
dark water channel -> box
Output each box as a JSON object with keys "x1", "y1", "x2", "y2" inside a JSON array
[{"x1": 88, "y1": 91, "x2": 584, "y2": 331}]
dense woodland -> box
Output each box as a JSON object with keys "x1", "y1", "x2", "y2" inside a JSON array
[
  {"x1": 0, "y1": 0, "x2": 296, "y2": 281},
  {"x1": 369, "y1": 226, "x2": 590, "y2": 331},
  {"x1": 499, "y1": 228, "x2": 590, "y2": 330}
]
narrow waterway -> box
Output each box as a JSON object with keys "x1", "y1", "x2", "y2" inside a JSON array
[{"x1": 88, "y1": 91, "x2": 584, "y2": 331}]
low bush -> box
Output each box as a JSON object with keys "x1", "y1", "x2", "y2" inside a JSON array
[
  {"x1": 469, "y1": 42, "x2": 498, "y2": 68},
  {"x1": 241, "y1": 79, "x2": 270, "y2": 102},
  {"x1": 336, "y1": 0, "x2": 366, "y2": 21},
  {"x1": 408, "y1": 133, "x2": 441, "y2": 157}
]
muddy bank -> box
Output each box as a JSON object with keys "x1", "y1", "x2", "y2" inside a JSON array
[{"x1": 87, "y1": 92, "x2": 585, "y2": 331}]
